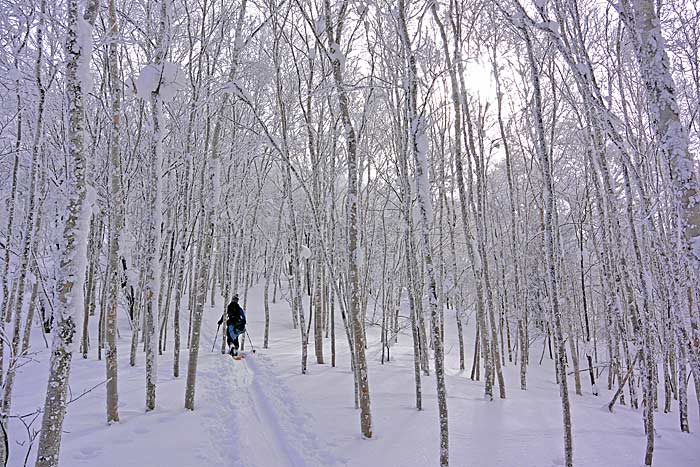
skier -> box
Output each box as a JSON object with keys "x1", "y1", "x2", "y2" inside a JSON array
[{"x1": 218, "y1": 294, "x2": 246, "y2": 356}]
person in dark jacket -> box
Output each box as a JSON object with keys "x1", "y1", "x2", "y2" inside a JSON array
[{"x1": 218, "y1": 294, "x2": 246, "y2": 356}]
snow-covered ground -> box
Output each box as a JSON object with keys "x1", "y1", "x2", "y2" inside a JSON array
[{"x1": 8, "y1": 284, "x2": 700, "y2": 467}]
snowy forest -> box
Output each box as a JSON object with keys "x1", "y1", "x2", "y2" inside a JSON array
[{"x1": 1, "y1": 0, "x2": 700, "y2": 466}]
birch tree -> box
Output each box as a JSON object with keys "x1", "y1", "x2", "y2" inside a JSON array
[
  {"x1": 35, "y1": 0, "x2": 99, "y2": 465},
  {"x1": 105, "y1": 0, "x2": 122, "y2": 423},
  {"x1": 518, "y1": 17, "x2": 573, "y2": 467},
  {"x1": 323, "y1": 0, "x2": 372, "y2": 438},
  {"x1": 397, "y1": 2, "x2": 448, "y2": 463}
]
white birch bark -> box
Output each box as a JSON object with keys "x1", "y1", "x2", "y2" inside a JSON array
[
  {"x1": 620, "y1": 0, "x2": 700, "y2": 265},
  {"x1": 105, "y1": 0, "x2": 122, "y2": 423},
  {"x1": 397, "y1": 3, "x2": 448, "y2": 463},
  {"x1": 184, "y1": 219, "x2": 212, "y2": 410},
  {"x1": 35, "y1": 1, "x2": 98, "y2": 464},
  {"x1": 324, "y1": 0, "x2": 372, "y2": 437},
  {"x1": 1, "y1": 0, "x2": 46, "y2": 416},
  {"x1": 521, "y1": 23, "x2": 573, "y2": 467},
  {"x1": 1, "y1": 45, "x2": 26, "y2": 337},
  {"x1": 430, "y1": 3, "x2": 493, "y2": 399},
  {"x1": 143, "y1": 0, "x2": 169, "y2": 411},
  {"x1": 185, "y1": 0, "x2": 247, "y2": 408}
]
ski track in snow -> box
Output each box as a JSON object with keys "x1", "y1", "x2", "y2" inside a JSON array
[
  {"x1": 197, "y1": 351, "x2": 245, "y2": 467},
  {"x1": 9, "y1": 292, "x2": 697, "y2": 467},
  {"x1": 227, "y1": 352, "x2": 340, "y2": 467}
]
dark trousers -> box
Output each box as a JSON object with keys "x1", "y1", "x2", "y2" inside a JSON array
[{"x1": 227, "y1": 324, "x2": 243, "y2": 349}]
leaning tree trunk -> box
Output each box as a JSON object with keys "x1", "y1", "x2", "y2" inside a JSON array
[
  {"x1": 521, "y1": 23, "x2": 573, "y2": 467},
  {"x1": 621, "y1": 0, "x2": 700, "y2": 267}
]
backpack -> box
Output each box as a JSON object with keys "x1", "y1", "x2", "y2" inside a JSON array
[{"x1": 229, "y1": 303, "x2": 246, "y2": 330}]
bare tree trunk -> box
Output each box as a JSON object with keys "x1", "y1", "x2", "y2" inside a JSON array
[
  {"x1": 81, "y1": 216, "x2": 96, "y2": 357},
  {"x1": 130, "y1": 259, "x2": 145, "y2": 366},
  {"x1": 263, "y1": 262, "x2": 271, "y2": 349},
  {"x1": 21, "y1": 261, "x2": 40, "y2": 354},
  {"x1": 471, "y1": 325, "x2": 480, "y2": 381},
  {"x1": 35, "y1": 1, "x2": 98, "y2": 464},
  {"x1": 314, "y1": 254, "x2": 324, "y2": 363},
  {"x1": 264, "y1": 205, "x2": 284, "y2": 349},
  {"x1": 677, "y1": 341, "x2": 690, "y2": 432},
  {"x1": 324, "y1": 0, "x2": 372, "y2": 438},
  {"x1": 97, "y1": 257, "x2": 109, "y2": 361},
  {"x1": 1, "y1": 0, "x2": 46, "y2": 415},
  {"x1": 105, "y1": 0, "x2": 122, "y2": 422},
  {"x1": 184, "y1": 221, "x2": 213, "y2": 410},
  {"x1": 431, "y1": 3, "x2": 493, "y2": 399},
  {"x1": 518, "y1": 320, "x2": 527, "y2": 390},
  {"x1": 568, "y1": 333, "x2": 582, "y2": 396},
  {"x1": 621, "y1": 0, "x2": 700, "y2": 267},
  {"x1": 521, "y1": 23, "x2": 573, "y2": 467},
  {"x1": 145, "y1": 94, "x2": 162, "y2": 411},
  {"x1": 398, "y1": 3, "x2": 447, "y2": 463}
]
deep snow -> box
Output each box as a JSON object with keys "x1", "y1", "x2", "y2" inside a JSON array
[{"x1": 7, "y1": 284, "x2": 700, "y2": 467}]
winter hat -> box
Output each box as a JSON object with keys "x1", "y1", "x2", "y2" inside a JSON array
[{"x1": 232, "y1": 294, "x2": 239, "y2": 302}]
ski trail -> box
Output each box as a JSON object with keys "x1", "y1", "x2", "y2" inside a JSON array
[
  {"x1": 229, "y1": 354, "x2": 342, "y2": 467},
  {"x1": 201, "y1": 304, "x2": 340, "y2": 466},
  {"x1": 227, "y1": 359, "x2": 291, "y2": 467},
  {"x1": 197, "y1": 351, "x2": 245, "y2": 467}
]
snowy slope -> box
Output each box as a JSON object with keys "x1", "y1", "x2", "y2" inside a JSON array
[
  {"x1": 241, "y1": 286, "x2": 700, "y2": 467},
  {"x1": 8, "y1": 284, "x2": 700, "y2": 467}
]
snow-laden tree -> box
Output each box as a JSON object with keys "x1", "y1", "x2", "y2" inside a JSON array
[
  {"x1": 0, "y1": 0, "x2": 697, "y2": 466},
  {"x1": 34, "y1": 0, "x2": 99, "y2": 465}
]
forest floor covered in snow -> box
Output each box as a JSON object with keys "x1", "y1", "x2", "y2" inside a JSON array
[{"x1": 8, "y1": 284, "x2": 700, "y2": 467}]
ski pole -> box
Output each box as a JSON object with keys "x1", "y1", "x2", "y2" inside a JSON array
[
  {"x1": 245, "y1": 330, "x2": 256, "y2": 354},
  {"x1": 212, "y1": 316, "x2": 224, "y2": 352}
]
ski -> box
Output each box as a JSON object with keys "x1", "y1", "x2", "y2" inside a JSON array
[{"x1": 229, "y1": 350, "x2": 248, "y2": 360}]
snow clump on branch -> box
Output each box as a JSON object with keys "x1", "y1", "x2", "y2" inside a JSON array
[{"x1": 135, "y1": 62, "x2": 186, "y2": 102}]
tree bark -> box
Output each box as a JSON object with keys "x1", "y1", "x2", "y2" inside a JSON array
[
  {"x1": 398, "y1": 3, "x2": 448, "y2": 463},
  {"x1": 105, "y1": 0, "x2": 122, "y2": 422},
  {"x1": 324, "y1": 0, "x2": 372, "y2": 438},
  {"x1": 35, "y1": 1, "x2": 98, "y2": 464},
  {"x1": 520, "y1": 21, "x2": 573, "y2": 467}
]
